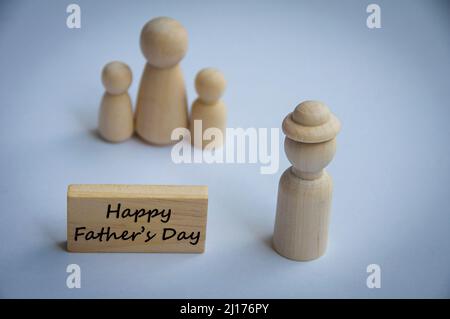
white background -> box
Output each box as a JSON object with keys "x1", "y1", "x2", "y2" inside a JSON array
[{"x1": 0, "y1": 0, "x2": 449, "y2": 298}]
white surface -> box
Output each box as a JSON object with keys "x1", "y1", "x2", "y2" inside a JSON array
[{"x1": 0, "y1": 0, "x2": 449, "y2": 298}]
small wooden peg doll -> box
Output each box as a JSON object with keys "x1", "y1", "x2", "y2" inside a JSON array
[
  {"x1": 98, "y1": 61, "x2": 134, "y2": 143},
  {"x1": 190, "y1": 68, "x2": 227, "y2": 149}
]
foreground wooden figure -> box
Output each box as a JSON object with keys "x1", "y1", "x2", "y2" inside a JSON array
[
  {"x1": 67, "y1": 184, "x2": 208, "y2": 253},
  {"x1": 273, "y1": 101, "x2": 341, "y2": 261}
]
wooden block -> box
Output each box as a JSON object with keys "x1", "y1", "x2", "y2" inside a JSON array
[{"x1": 67, "y1": 184, "x2": 208, "y2": 253}]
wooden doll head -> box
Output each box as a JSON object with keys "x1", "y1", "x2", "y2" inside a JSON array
[
  {"x1": 101, "y1": 61, "x2": 132, "y2": 95},
  {"x1": 284, "y1": 137, "x2": 336, "y2": 179},
  {"x1": 140, "y1": 17, "x2": 188, "y2": 68},
  {"x1": 282, "y1": 100, "x2": 341, "y2": 179},
  {"x1": 195, "y1": 68, "x2": 226, "y2": 104}
]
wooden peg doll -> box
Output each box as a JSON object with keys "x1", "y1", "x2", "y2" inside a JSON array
[
  {"x1": 190, "y1": 68, "x2": 227, "y2": 149},
  {"x1": 98, "y1": 61, "x2": 134, "y2": 142},
  {"x1": 135, "y1": 17, "x2": 189, "y2": 145},
  {"x1": 273, "y1": 100, "x2": 341, "y2": 261}
]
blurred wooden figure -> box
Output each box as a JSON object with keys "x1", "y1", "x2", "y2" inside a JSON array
[
  {"x1": 98, "y1": 61, "x2": 134, "y2": 143},
  {"x1": 135, "y1": 17, "x2": 189, "y2": 145},
  {"x1": 190, "y1": 68, "x2": 227, "y2": 149},
  {"x1": 273, "y1": 101, "x2": 341, "y2": 261}
]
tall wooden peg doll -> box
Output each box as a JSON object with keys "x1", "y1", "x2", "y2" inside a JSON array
[{"x1": 273, "y1": 100, "x2": 341, "y2": 261}]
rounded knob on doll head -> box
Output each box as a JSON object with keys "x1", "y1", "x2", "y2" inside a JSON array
[
  {"x1": 140, "y1": 17, "x2": 188, "y2": 68},
  {"x1": 195, "y1": 68, "x2": 226, "y2": 104},
  {"x1": 292, "y1": 100, "x2": 330, "y2": 126},
  {"x1": 101, "y1": 61, "x2": 132, "y2": 95}
]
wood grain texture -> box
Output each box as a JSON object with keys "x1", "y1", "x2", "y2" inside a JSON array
[{"x1": 67, "y1": 185, "x2": 208, "y2": 253}]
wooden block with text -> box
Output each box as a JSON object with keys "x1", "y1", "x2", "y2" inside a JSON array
[{"x1": 67, "y1": 184, "x2": 208, "y2": 253}]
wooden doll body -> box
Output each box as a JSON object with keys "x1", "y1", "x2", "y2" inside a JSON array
[
  {"x1": 189, "y1": 68, "x2": 227, "y2": 149},
  {"x1": 273, "y1": 101, "x2": 340, "y2": 261},
  {"x1": 190, "y1": 99, "x2": 227, "y2": 148},
  {"x1": 98, "y1": 92, "x2": 133, "y2": 142},
  {"x1": 135, "y1": 63, "x2": 188, "y2": 145},
  {"x1": 135, "y1": 17, "x2": 189, "y2": 145},
  {"x1": 274, "y1": 167, "x2": 333, "y2": 261},
  {"x1": 98, "y1": 61, "x2": 133, "y2": 143}
]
